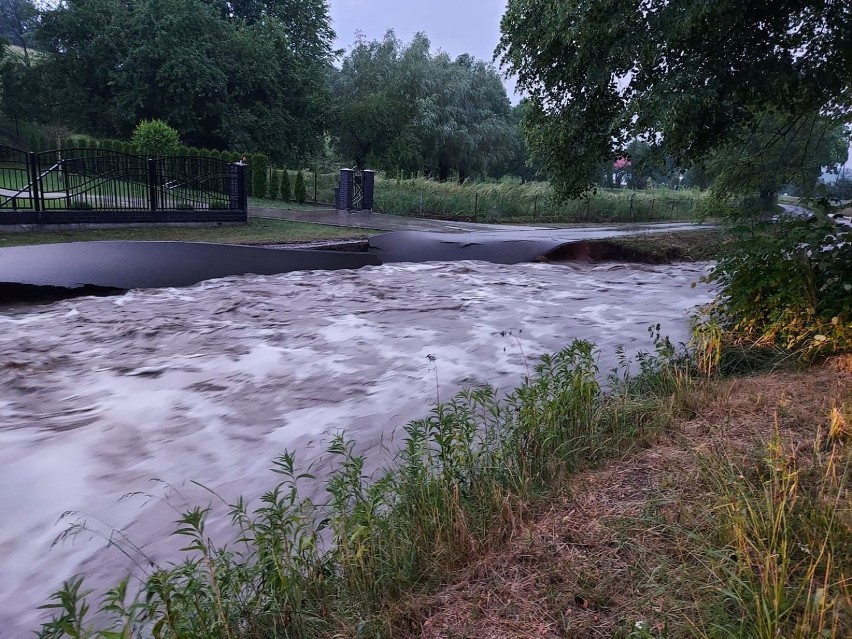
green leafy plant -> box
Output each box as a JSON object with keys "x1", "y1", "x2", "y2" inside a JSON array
[
  {"x1": 250, "y1": 153, "x2": 269, "y2": 199},
  {"x1": 280, "y1": 168, "x2": 291, "y2": 201},
  {"x1": 294, "y1": 169, "x2": 307, "y2": 203},
  {"x1": 710, "y1": 218, "x2": 852, "y2": 354},
  {"x1": 130, "y1": 119, "x2": 180, "y2": 158}
]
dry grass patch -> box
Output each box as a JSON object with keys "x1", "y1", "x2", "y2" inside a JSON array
[{"x1": 403, "y1": 364, "x2": 851, "y2": 639}]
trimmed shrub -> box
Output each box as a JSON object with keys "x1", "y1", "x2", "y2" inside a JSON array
[
  {"x1": 251, "y1": 153, "x2": 269, "y2": 199},
  {"x1": 209, "y1": 149, "x2": 223, "y2": 161},
  {"x1": 280, "y1": 168, "x2": 291, "y2": 201},
  {"x1": 294, "y1": 169, "x2": 307, "y2": 203},
  {"x1": 131, "y1": 119, "x2": 180, "y2": 157},
  {"x1": 209, "y1": 199, "x2": 230, "y2": 210},
  {"x1": 266, "y1": 168, "x2": 277, "y2": 198}
]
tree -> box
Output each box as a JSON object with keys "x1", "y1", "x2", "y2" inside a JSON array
[
  {"x1": 280, "y1": 168, "x2": 291, "y2": 201},
  {"x1": 332, "y1": 31, "x2": 515, "y2": 181},
  {"x1": 36, "y1": 0, "x2": 335, "y2": 164},
  {"x1": 0, "y1": 0, "x2": 38, "y2": 63},
  {"x1": 131, "y1": 119, "x2": 180, "y2": 157},
  {"x1": 294, "y1": 169, "x2": 306, "y2": 203},
  {"x1": 250, "y1": 153, "x2": 269, "y2": 198},
  {"x1": 498, "y1": 0, "x2": 852, "y2": 198},
  {"x1": 706, "y1": 113, "x2": 849, "y2": 209},
  {"x1": 0, "y1": 1, "x2": 48, "y2": 132}
]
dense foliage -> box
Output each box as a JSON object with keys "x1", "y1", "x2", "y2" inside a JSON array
[
  {"x1": 131, "y1": 119, "x2": 179, "y2": 157},
  {"x1": 498, "y1": 0, "x2": 852, "y2": 198},
  {"x1": 710, "y1": 218, "x2": 852, "y2": 352},
  {"x1": 21, "y1": 0, "x2": 334, "y2": 165},
  {"x1": 331, "y1": 31, "x2": 516, "y2": 181}
]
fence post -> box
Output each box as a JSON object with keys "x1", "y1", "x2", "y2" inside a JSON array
[
  {"x1": 238, "y1": 163, "x2": 248, "y2": 212},
  {"x1": 28, "y1": 152, "x2": 41, "y2": 212},
  {"x1": 61, "y1": 155, "x2": 71, "y2": 207},
  {"x1": 147, "y1": 158, "x2": 158, "y2": 211},
  {"x1": 649, "y1": 198, "x2": 655, "y2": 219},
  {"x1": 314, "y1": 170, "x2": 318, "y2": 203},
  {"x1": 474, "y1": 193, "x2": 478, "y2": 217},
  {"x1": 533, "y1": 195, "x2": 538, "y2": 220}
]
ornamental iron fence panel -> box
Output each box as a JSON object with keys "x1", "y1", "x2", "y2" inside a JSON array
[{"x1": 0, "y1": 146, "x2": 248, "y2": 222}]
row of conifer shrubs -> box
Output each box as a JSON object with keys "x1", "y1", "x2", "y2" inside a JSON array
[{"x1": 64, "y1": 137, "x2": 311, "y2": 202}]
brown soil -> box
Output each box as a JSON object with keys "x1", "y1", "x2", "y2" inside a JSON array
[
  {"x1": 399, "y1": 358, "x2": 851, "y2": 638},
  {"x1": 546, "y1": 230, "x2": 726, "y2": 264}
]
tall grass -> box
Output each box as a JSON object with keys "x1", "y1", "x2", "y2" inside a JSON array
[
  {"x1": 373, "y1": 178, "x2": 703, "y2": 224},
  {"x1": 696, "y1": 412, "x2": 852, "y2": 638},
  {"x1": 256, "y1": 172, "x2": 705, "y2": 224},
  {"x1": 36, "y1": 338, "x2": 694, "y2": 638}
]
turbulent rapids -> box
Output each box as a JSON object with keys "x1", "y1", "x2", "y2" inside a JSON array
[{"x1": 0, "y1": 260, "x2": 713, "y2": 635}]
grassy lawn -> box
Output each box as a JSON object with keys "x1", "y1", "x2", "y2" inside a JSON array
[{"x1": 0, "y1": 218, "x2": 373, "y2": 248}]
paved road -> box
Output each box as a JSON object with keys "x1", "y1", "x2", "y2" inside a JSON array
[
  {"x1": 250, "y1": 205, "x2": 709, "y2": 236},
  {"x1": 250, "y1": 205, "x2": 552, "y2": 232}
]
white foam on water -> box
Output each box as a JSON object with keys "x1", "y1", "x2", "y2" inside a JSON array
[{"x1": 0, "y1": 260, "x2": 714, "y2": 635}]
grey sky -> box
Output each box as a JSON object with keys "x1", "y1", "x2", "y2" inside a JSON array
[{"x1": 328, "y1": 0, "x2": 518, "y2": 99}]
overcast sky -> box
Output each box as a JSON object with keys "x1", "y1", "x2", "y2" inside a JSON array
[{"x1": 328, "y1": 0, "x2": 519, "y2": 99}]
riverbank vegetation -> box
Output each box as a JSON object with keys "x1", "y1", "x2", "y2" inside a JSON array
[
  {"x1": 256, "y1": 175, "x2": 705, "y2": 224},
  {"x1": 36, "y1": 337, "x2": 851, "y2": 638}
]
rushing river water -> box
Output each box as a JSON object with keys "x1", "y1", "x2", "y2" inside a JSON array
[{"x1": 0, "y1": 260, "x2": 713, "y2": 635}]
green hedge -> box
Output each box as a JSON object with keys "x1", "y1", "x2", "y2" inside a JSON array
[{"x1": 250, "y1": 153, "x2": 269, "y2": 199}]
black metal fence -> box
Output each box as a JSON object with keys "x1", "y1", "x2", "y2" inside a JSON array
[{"x1": 0, "y1": 145, "x2": 248, "y2": 225}]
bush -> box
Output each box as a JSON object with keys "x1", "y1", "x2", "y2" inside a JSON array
[
  {"x1": 209, "y1": 199, "x2": 230, "y2": 210},
  {"x1": 266, "y1": 168, "x2": 277, "y2": 199},
  {"x1": 294, "y1": 169, "x2": 307, "y2": 203},
  {"x1": 710, "y1": 218, "x2": 852, "y2": 353},
  {"x1": 131, "y1": 119, "x2": 180, "y2": 157},
  {"x1": 250, "y1": 153, "x2": 269, "y2": 199},
  {"x1": 280, "y1": 168, "x2": 292, "y2": 201}
]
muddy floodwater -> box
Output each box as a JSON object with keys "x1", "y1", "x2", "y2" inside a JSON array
[{"x1": 0, "y1": 260, "x2": 713, "y2": 635}]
